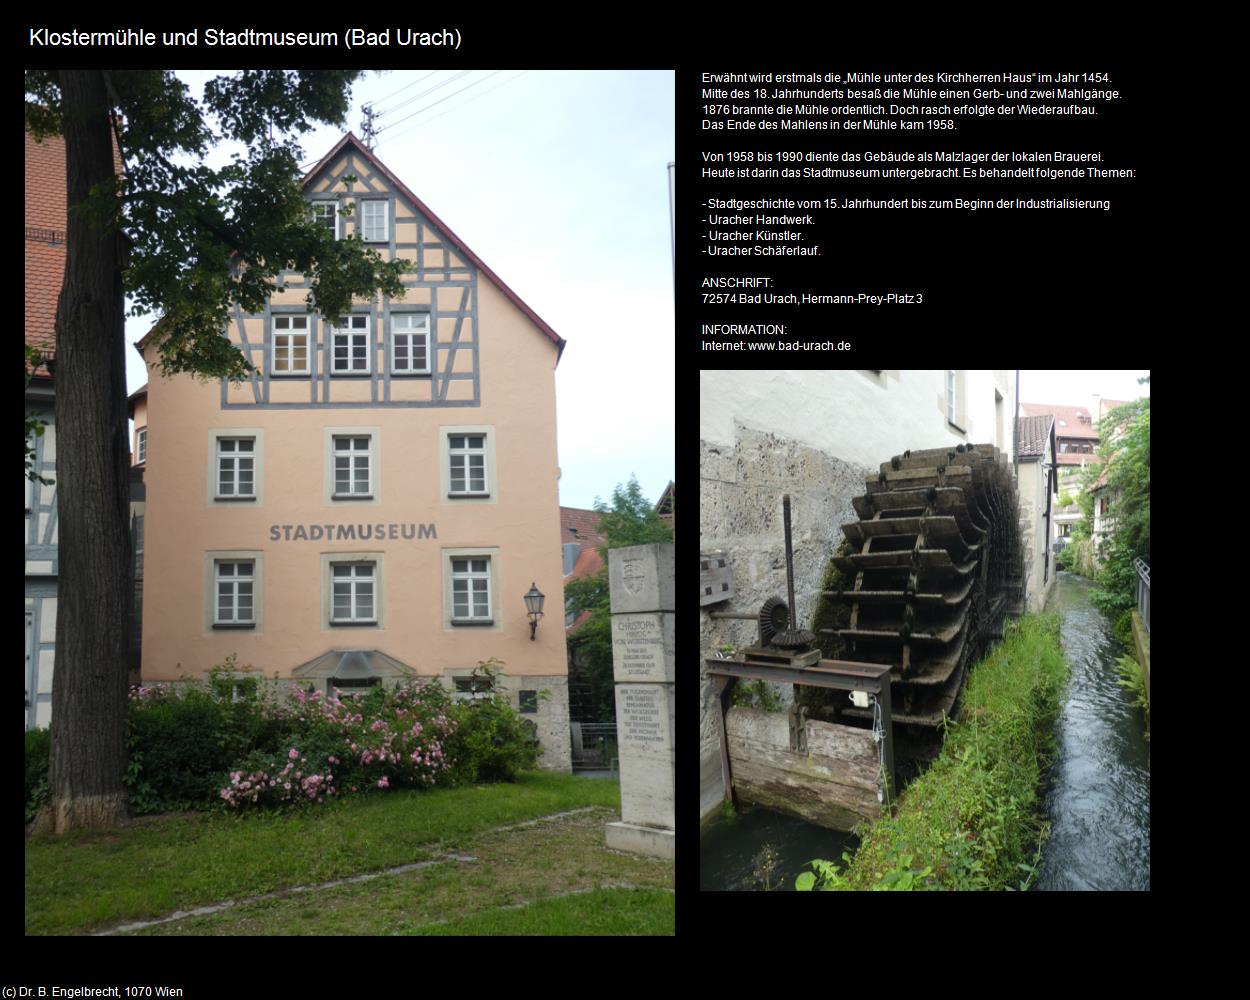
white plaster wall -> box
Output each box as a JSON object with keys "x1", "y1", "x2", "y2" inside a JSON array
[
  {"x1": 1019, "y1": 461, "x2": 1055, "y2": 612},
  {"x1": 700, "y1": 370, "x2": 1016, "y2": 464}
]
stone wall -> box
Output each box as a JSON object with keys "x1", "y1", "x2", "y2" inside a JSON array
[
  {"x1": 699, "y1": 424, "x2": 870, "y2": 824},
  {"x1": 498, "y1": 673, "x2": 571, "y2": 773}
]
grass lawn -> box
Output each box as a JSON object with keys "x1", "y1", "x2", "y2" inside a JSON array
[{"x1": 26, "y1": 772, "x2": 673, "y2": 935}]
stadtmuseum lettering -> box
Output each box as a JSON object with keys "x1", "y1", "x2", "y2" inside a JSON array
[{"x1": 269, "y1": 523, "x2": 437, "y2": 542}]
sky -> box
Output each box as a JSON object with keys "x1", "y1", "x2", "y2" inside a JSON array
[
  {"x1": 124, "y1": 70, "x2": 675, "y2": 511},
  {"x1": 1018, "y1": 369, "x2": 1150, "y2": 411}
]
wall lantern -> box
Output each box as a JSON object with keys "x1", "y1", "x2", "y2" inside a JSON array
[{"x1": 524, "y1": 582, "x2": 545, "y2": 640}]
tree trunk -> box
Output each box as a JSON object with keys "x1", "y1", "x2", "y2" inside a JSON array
[{"x1": 45, "y1": 70, "x2": 130, "y2": 832}]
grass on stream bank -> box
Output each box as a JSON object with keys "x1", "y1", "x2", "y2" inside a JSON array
[
  {"x1": 798, "y1": 613, "x2": 1069, "y2": 891},
  {"x1": 26, "y1": 772, "x2": 674, "y2": 935}
]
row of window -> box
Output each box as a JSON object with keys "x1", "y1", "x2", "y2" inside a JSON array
[
  {"x1": 213, "y1": 555, "x2": 493, "y2": 628},
  {"x1": 210, "y1": 431, "x2": 488, "y2": 500},
  {"x1": 311, "y1": 198, "x2": 391, "y2": 243},
  {"x1": 273, "y1": 313, "x2": 430, "y2": 376}
]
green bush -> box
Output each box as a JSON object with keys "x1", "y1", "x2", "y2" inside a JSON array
[
  {"x1": 446, "y1": 698, "x2": 541, "y2": 783},
  {"x1": 126, "y1": 689, "x2": 231, "y2": 812},
  {"x1": 25, "y1": 727, "x2": 51, "y2": 824}
]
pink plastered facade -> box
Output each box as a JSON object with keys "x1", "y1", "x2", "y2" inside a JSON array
[{"x1": 136, "y1": 135, "x2": 570, "y2": 767}]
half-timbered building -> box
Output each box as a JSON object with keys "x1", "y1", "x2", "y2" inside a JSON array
[{"x1": 136, "y1": 134, "x2": 571, "y2": 769}]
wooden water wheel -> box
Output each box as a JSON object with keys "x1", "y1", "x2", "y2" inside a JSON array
[{"x1": 825, "y1": 443, "x2": 1025, "y2": 730}]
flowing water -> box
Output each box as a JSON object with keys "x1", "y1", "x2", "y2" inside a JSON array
[
  {"x1": 699, "y1": 806, "x2": 858, "y2": 891},
  {"x1": 698, "y1": 571, "x2": 1149, "y2": 891},
  {"x1": 1034, "y1": 571, "x2": 1150, "y2": 890}
]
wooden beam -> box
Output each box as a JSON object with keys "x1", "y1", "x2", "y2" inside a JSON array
[{"x1": 725, "y1": 706, "x2": 881, "y2": 832}]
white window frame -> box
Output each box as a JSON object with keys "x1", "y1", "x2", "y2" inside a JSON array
[
  {"x1": 332, "y1": 435, "x2": 373, "y2": 499},
  {"x1": 390, "y1": 312, "x2": 431, "y2": 375},
  {"x1": 311, "y1": 200, "x2": 341, "y2": 239},
  {"x1": 136, "y1": 427, "x2": 147, "y2": 465},
  {"x1": 330, "y1": 561, "x2": 377, "y2": 625},
  {"x1": 329, "y1": 315, "x2": 371, "y2": 375},
  {"x1": 361, "y1": 199, "x2": 389, "y2": 243},
  {"x1": 272, "y1": 315, "x2": 311, "y2": 375},
  {"x1": 215, "y1": 437, "x2": 257, "y2": 500},
  {"x1": 448, "y1": 434, "x2": 488, "y2": 496},
  {"x1": 450, "y1": 556, "x2": 493, "y2": 623},
  {"x1": 214, "y1": 560, "x2": 256, "y2": 627},
  {"x1": 947, "y1": 369, "x2": 957, "y2": 424}
]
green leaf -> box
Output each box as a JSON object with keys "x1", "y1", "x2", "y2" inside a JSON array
[{"x1": 795, "y1": 872, "x2": 816, "y2": 891}]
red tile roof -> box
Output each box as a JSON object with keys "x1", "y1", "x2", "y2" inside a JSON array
[
  {"x1": 25, "y1": 129, "x2": 68, "y2": 375},
  {"x1": 560, "y1": 507, "x2": 605, "y2": 631}
]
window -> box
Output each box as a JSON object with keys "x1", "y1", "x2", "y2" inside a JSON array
[
  {"x1": 272, "y1": 315, "x2": 310, "y2": 374},
  {"x1": 451, "y1": 557, "x2": 492, "y2": 622},
  {"x1": 448, "y1": 434, "x2": 487, "y2": 495},
  {"x1": 391, "y1": 313, "x2": 431, "y2": 375},
  {"x1": 453, "y1": 675, "x2": 493, "y2": 701},
  {"x1": 216, "y1": 438, "x2": 256, "y2": 499},
  {"x1": 214, "y1": 561, "x2": 255, "y2": 627},
  {"x1": 136, "y1": 427, "x2": 147, "y2": 464},
  {"x1": 330, "y1": 677, "x2": 380, "y2": 698},
  {"x1": 946, "y1": 369, "x2": 957, "y2": 424},
  {"x1": 333, "y1": 436, "x2": 372, "y2": 498},
  {"x1": 330, "y1": 315, "x2": 371, "y2": 374},
  {"x1": 361, "y1": 200, "x2": 388, "y2": 242},
  {"x1": 331, "y1": 562, "x2": 376, "y2": 624},
  {"x1": 311, "y1": 201, "x2": 340, "y2": 238},
  {"x1": 519, "y1": 690, "x2": 538, "y2": 714}
]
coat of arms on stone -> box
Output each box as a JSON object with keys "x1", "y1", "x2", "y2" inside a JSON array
[{"x1": 621, "y1": 556, "x2": 646, "y2": 596}]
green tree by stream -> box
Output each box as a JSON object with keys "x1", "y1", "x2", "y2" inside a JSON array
[
  {"x1": 1081, "y1": 380, "x2": 1150, "y2": 646},
  {"x1": 564, "y1": 478, "x2": 673, "y2": 721}
]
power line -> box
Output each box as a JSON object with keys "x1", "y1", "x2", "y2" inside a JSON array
[
  {"x1": 378, "y1": 71, "x2": 524, "y2": 146},
  {"x1": 373, "y1": 70, "x2": 475, "y2": 124},
  {"x1": 376, "y1": 70, "x2": 504, "y2": 135},
  {"x1": 369, "y1": 69, "x2": 442, "y2": 114}
]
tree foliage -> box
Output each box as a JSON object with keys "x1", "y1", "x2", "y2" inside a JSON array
[
  {"x1": 566, "y1": 478, "x2": 673, "y2": 722},
  {"x1": 26, "y1": 70, "x2": 409, "y2": 382},
  {"x1": 1084, "y1": 380, "x2": 1150, "y2": 642}
]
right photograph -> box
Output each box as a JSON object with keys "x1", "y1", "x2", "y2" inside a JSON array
[{"x1": 699, "y1": 369, "x2": 1150, "y2": 891}]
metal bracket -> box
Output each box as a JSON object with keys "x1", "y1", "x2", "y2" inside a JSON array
[{"x1": 788, "y1": 703, "x2": 808, "y2": 753}]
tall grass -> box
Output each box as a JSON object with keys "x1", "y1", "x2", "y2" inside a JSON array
[{"x1": 798, "y1": 613, "x2": 1068, "y2": 890}]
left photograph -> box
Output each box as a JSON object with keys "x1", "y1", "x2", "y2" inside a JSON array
[{"x1": 26, "y1": 67, "x2": 674, "y2": 939}]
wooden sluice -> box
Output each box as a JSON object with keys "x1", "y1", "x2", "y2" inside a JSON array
[
  {"x1": 702, "y1": 445, "x2": 1024, "y2": 832},
  {"x1": 706, "y1": 652, "x2": 895, "y2": 832}
]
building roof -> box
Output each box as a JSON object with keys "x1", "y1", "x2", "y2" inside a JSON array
[
  {"x1": 1020, "y1": 402, "x2": 1099, "y2": 440},
  {"x1": 25, "y1": 129, "x2": 68, "y2": 376},
  {"x1": 1015, "y1": 414, "x2": 1054, "y2": 459},
  {"x1": 137, "y1": 133, "x2": 568, "y2": 362},
  {"x1": 127, "y1": 383, "x2": 148, "y2": 419},
  {"x1": 304, "y1": 134, "x2": 565, "y2": 362},
  {"x1": 560, "y1": 506, "x2": 605, "y2": 631}
]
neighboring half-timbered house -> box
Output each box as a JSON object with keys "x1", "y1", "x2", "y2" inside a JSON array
[
  {"x1": 25, "y1": 127, "x2": 66, "y2": 730},
  {"x1": 136, "y1": 134, "x2": 571, "y2": 769}
]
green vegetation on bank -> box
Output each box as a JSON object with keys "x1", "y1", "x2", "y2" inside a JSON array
[
  {"x1": 1115, "y1": 654, "x2": 1150, "y2": 740},
  {"x1": 26, "y1": 772, "x2": 622, "y2": 935},
  {"x1": 797, "y1": 613, "x2": 1068, "y2": 891}
]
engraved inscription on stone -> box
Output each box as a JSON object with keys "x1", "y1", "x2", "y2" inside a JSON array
[
  {"x1": 619, "y1": 687, "x2": 668, "y2": 749},
  {"x1": 621, "y1": 556, "x2": 646, "y2": 597},
  {"x1": 611, "y1": 614, "x2": 665, "y2": 680}
]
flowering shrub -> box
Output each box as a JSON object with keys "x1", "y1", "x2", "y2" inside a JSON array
[
  {"x1": 214, "y1": 680, "x2": 457, "y2": 811},
  {"x1": 124, "y1": 658, "x2": 543, "y2": 815}
]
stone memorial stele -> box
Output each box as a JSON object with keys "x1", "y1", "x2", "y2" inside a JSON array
[{"x1": 605, "y1": 543, "x2": 675, "y2": 859}]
